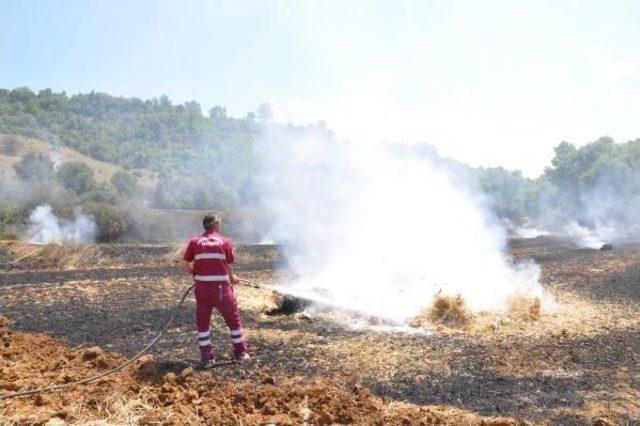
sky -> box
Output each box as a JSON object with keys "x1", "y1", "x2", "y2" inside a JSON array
[{"x1": 1, "y1": 0, "x2": 639, "y2": 176}]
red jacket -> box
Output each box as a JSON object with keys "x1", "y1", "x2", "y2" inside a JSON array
[{"x1": 183, "y1": 231, "x2": 235, "y2": 282}]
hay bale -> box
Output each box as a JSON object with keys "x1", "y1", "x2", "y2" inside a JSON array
[
  {"x1": 600, "y1": 243, "x2": 613, "y2": 251},
  {"x1": 267, "y1": 293, "x2": 312, "y2": 315},
  {"x1": 430, "y1": 294, "x2": 473, "y2": 325},
  {"x1": 409, "y1": 294, "x2": 473, "y2": 328}
]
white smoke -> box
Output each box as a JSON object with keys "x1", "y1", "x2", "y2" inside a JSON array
[
  {"x1": 26, "y1": 204, "x2": 97, "y2": 245},
  {"x1": 514, "y1": 226, "x2": 550, "y2": 239},
  {"x1": 562, "y1": 221, "x2": 605, "y2": 249},
  {"x1": 256, "y1": 128, "x2": 552, "y2": 324},
  {"x1": 503, "y1": 218, "x2": 551, "y2": 239},
  {"x1": 559, "y1": 220, "x2": 635, "y2": 249},
  {"x1": 47, "y1": 149, "x2": 63, "y2": 170}
]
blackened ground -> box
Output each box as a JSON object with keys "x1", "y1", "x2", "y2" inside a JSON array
[{"x1": 1, "y1": 239, "x2": 639, "y2": 425}]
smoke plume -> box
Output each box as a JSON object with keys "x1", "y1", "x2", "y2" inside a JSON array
[
  {"x1": 26, "y1": 204, "x2": 97, "y2": 245},
  {"x1": 256, "y1": 128, "x2": 552, "y2": 324}
]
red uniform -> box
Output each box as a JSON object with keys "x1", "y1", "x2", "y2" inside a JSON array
[{"x1": 183, "y1": 231, "x2": 247, "y2": 361}]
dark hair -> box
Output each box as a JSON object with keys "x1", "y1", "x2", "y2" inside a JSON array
[{"x1": 203, "y1": 212, "x2": 220, "y2": 230}]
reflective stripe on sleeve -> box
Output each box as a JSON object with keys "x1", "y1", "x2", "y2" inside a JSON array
[
  {"x1": 194, "y1": 275, "x2": 229, "y2": 282},
  {"x1": 194, "y1": 253, "x2": 226, "y2": 260}
]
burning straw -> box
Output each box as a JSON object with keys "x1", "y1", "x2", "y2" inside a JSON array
[
  {"x1": 506, "y1": 295, "x2": 542, "y2": 321},
  {"x1": 409, "y1": 294, "x2": 473, "y2": 328},
  {"x1": 408, "y1": 293, "x2": 542, "y2": 330}
]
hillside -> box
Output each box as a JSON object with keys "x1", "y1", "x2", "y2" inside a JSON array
[
  {"x1": 0, "y1": 88, "x2": 272, "y2": 210},
  {"x1": 1, "y1": 87, "x2": 640, "y2": 235},
  {"x1": 0, "y1": 134, "x2": 157, "y2": 189}
]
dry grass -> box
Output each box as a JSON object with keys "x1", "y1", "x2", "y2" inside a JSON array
[
  {"x1": 506, "y1": 295, "x2": 541, "y2": 320},
  {"x1": 162, "y1": 244, "x2": 186, "y2": 265},
  {"x1": 406, "y1": 293, "x2": 541, "y2": 334},
  {"x1": 409, "y1": 294, "x2": 473, "y2": 328},
  {"x1": 0, "y1": 134, "x2": 157, "y2": 188},
  {"x1": 7, "y1": 241, "x2": 101, "y2": 269},
  {"x1": 45, "y1": 396, "x2": 151, "y2": 426}
]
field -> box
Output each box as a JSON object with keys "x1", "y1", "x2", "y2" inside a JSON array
[{"x1": 1, "y1": 238, "x2": 639, "y2": 425}]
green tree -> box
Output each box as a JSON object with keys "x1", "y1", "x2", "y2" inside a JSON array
[
  {"x1": 82, "y1": 202, "x2": 133, "y2": 242},
  {"x1": 14, "y1": 152, "x2": 55, "y2": 181},
  {"x1": 541, "y1": 137, "x2": 640, "y2": 227},
  {"x1": 256, "y1": 103, "x2": 273, "y2": 122},
  {"x1": 56, "y1": 162, "x2": 96, "y2": 194},
  {"x1": 1, "y1": 135, "x2": 22, "y2": 156},
  {"x1": 208, "y1": 106, "x2": 227, "y2": 120},
  {"x1": 477, "y1": 167, "x2": 531, "y2": 219},
  {"x1": 111, "y1": 170, "x2": 137, "y2": 196}
]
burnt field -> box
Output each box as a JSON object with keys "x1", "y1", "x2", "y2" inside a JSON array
[{"x1": 1, "y1": 238, "x2": 640, "y2": 425}]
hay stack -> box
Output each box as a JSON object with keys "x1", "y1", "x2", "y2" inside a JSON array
[
  {"x1": 267, "y1": 292, "x2": 312, "y2": 315},
  {"x1": 409, "y1": 294, "x2": 473, "y2": 328}
]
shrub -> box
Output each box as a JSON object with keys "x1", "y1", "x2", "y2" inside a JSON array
[
  {"x1": 81, "y1": 182, "x2": 117, "y2": 203},
  {"x1": 111, "y1": 170, "x2": 137, "y2": 196},
  {"x1": 57, "y1": 162, "x2": 96, "y2": 194},
  {"x1": 14, "y1": 152, "x2": 55, "y2": 181},
  {"x1": 82, "y1": 202, "x2": 133, "y2": 242},
  {"x1": 0, "y1": 202, "x2": 21, "y2": 240},
  {"x1": 1, "y1": 135, "x2": 22, "y2": 156}
]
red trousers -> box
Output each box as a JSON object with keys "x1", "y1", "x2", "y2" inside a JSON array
[{"x1": 194, "y1": 282, "x2": 247, "y2": 360}]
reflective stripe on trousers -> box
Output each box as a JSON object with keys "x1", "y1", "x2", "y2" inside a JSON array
[{"x1": 194, "y1": 282, "x2": 247, "y2": 359}]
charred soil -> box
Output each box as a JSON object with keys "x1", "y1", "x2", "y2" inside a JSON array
[{"x1": 1, "y1": 240, "x2": 639, "y2": 425}]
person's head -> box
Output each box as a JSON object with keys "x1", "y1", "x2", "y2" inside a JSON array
[{"x1": 203, "y1": 212, "x2": 221, "y2": 232}]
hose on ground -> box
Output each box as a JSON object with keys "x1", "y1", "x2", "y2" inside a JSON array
[
  {"x1": 0, "y1": 283, "x2": 195, "y2": 401},
  {"x1": 0, "y1": 277, "x2": 278, "y2": 401}
]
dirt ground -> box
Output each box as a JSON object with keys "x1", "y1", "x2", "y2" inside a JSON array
[{"x1": 1, "y1": 238, "x2": 639, "y2": 425}]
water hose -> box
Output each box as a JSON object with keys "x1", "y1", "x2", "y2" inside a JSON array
[
  {"x1": 0, "y1": 276, "x2": 282, "y2": 401},
  {"x1": 0, "y1": 283, "x2": 195, "y2": 401}
]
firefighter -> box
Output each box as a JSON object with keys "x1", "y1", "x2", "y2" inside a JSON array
[{"x1": 179, "y1": 212, "x2": 249, "y2": 368}]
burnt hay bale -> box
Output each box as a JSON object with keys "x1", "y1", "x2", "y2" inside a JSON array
[
  {"x1": 268, "y1": 294, "x2": 312, "y2": 315},
  {"x1": 600, "y1": 244, "x2": 613, "y2": 251}
]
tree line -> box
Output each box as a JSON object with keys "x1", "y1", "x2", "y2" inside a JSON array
[{"x1": 1, "y1": 86, "x2": 639, "y2": 239}]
